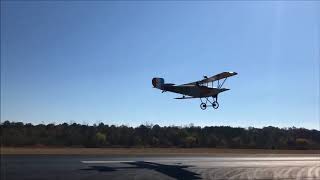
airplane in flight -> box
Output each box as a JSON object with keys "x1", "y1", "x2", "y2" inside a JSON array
[{"x1": 152, "y1": 72, "x2": 237, "y2": 110}]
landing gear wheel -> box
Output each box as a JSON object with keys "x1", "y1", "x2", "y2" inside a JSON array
[
  {"x1": 200, "y1": 103, "x2": 207, "y2": 110},
  {"x1": 212, "y1": 101, "x2": 219, "y2": 109}
]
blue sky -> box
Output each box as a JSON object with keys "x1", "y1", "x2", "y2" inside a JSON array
[{"x1": 1, "y1": 1, "x2": 319, "y2": 129}]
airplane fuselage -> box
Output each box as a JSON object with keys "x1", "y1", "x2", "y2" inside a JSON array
[{"x1": 160, "y1": 84, "x2": 229, "y2": 98}]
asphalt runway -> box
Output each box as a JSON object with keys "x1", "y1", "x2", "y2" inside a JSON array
[{"x1": 1, "y1": 155, "x2": 320, "y2": 180}]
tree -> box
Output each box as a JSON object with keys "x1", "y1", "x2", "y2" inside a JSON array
[{"x1": 94, "y1": 132, "x2": 107, "y2": 147}]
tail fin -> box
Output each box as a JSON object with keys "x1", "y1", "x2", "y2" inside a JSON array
[{"x1": 152, "y1": 78, "x2": 164, "y2": 89}]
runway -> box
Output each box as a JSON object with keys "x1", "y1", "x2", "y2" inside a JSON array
[{"x1": 1, "y1": 155, "x2": 320, "y2": 180}]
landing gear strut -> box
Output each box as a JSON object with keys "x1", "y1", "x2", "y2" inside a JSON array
[{"x1": 200, "y1": 96, "x2": 219, "y2": 110}]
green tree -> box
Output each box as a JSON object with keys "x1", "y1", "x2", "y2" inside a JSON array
[{"x1": 94, "y1": 132, "x2": 107, "y2": 147}]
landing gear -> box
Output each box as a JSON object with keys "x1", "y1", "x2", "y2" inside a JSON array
[
  {"x1": 200, "y1": 96, "x2": 219, "y2": 110},
  {"x1": 200, "y1": 103, "x2": 207, "y2": 110},
  {"x1": 212, "y1": 101, "x2": 219, "y2": 109}
]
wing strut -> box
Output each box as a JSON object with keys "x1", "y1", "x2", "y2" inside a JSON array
[{"x1": 218, "y1": 78, "x2": 227, "y2": 89}]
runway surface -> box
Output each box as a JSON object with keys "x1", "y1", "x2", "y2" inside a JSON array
[{"x1": 1, "y1": 155, "x2": 320, "y2": 180}]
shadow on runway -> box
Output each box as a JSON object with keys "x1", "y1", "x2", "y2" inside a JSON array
[
  {"x1": 80, "y1": 165, "x2": 116, "y2": 172},
  {"x1": 127, "y1": 161, "x2": 201, "y2": 180},
  {"x1": 80, "y1": 161, "x2": 201, "y2": 180}
]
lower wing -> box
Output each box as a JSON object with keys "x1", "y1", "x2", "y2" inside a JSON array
[{"x1": 174, "y1": 96, "x2": 197, "y2": 99}]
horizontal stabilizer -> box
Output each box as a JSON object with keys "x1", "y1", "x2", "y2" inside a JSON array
[{"x1": 164, "y1": 83, "x2": 175, "y2": 86}]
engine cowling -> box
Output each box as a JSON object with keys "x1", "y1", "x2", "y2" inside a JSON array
[{"x1": 152, "y1": 78, "x2": 164, "y2": 89}]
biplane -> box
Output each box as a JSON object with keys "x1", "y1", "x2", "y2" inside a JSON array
[{"x1": 152, "y1": 72, "x2": 237, "y2": 110}]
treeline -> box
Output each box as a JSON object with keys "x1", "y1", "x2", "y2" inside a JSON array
[{"x1": 1, "y1": 121, "x2": 320, "y2": 149}]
